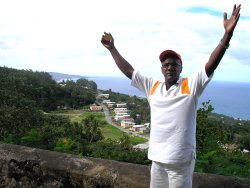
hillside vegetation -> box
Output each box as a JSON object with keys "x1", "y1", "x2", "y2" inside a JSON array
[{"x1": 0, "y1": 66, "x2": 249, "y2": 179}]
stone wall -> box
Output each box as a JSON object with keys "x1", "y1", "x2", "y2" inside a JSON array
[{"x1": 0, "y1": 143, "x2": 249, "y2": 188}]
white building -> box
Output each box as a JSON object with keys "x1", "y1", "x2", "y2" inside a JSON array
[
  {"x1": 89, "y1": 104, "x2": 103, "y2": 111},
  {"x1": 116, "y1": 103, "x2": 127, "y2": 108},
  {"x1": 114, "y1": 114, "x2": 130, "y2": 121},
  {"x1": 132, "y1": 124, "x2": 149, "y2": 133},
  {"x1": 114, "y1": 108, "x2": 128, "y2": 114},
  {"x1": 98, "y1": 94, "x2": 109, "y2": 99},
  {"x1": 115, "y1": 113, "x2": 129, "y2": 118},
  {"x1": 106, "y1": 101, "x2": 116, "y2": 108},
  {"x1": 121, "y1": 118, "x2": 135, "y2": 129},
  {"x1": 102, "y1": 99, "x2": 111, "y2": 103}
]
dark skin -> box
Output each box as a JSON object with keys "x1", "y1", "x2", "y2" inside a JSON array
[
  {"x1": 101, "y1": 4, "x2": 241, "y2": 90},
  {"x1": 161, "y1": 58, "x2": 182, "y2": 90}
]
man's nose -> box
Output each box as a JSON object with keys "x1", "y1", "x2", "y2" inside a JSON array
[{"x1": 167, "y1": 65, "x2": 175, "y2": 70}]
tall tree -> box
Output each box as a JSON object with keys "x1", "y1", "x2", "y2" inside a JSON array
[{"x1": 82, "y1": 115, "x2": 103, "y2": 143}]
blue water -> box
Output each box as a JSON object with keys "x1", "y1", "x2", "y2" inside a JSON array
[
  {"x1": 90, "y1": 77, "x2": 250, "y2": 120},
  {"x1": 200, "y1": 81, "x2": 250, "y2": 120}
]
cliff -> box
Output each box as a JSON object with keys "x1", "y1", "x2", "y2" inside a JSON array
[{"x1": 0, "y1": 143, "x2": 249, "y2": 188}]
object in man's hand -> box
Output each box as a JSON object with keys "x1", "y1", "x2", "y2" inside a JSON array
[{"x1": 102, "y1": 34, "x2": 112, "y2": 44}]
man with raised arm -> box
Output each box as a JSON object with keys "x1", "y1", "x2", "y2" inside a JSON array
[{"x1": 101, "y1": 4, "x2": 241, "y2": 188}]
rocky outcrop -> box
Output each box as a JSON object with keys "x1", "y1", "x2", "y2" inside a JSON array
[{"x1": 0, "y1": 143, "x2": 249, "y2": 188}]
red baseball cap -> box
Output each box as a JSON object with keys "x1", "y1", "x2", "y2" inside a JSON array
[{"x1": 159, "y1": 50, "x2": 182, "y2": 64}]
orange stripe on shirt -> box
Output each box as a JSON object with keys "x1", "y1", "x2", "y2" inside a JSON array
[
  {"x1": 150, "y1": 81, "x2": 160, "y2": 95},
  {"x1": 181, "y1": 78, "x2": 190, "y2": 94}
]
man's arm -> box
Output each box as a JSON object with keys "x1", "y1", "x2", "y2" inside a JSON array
[
  {"x1": 101, "y1": 32, "x2": 134, "y2": 79},
  {"x1": 205, "y1": 4, "x2": 241, "y2": 77}
]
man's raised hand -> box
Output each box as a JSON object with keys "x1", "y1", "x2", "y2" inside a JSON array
[
  {"x1": 101, "y1": 32, "x2": 114, "y2": 49},
  {"x1": 223, "y1": 4, "x2": 241, "y2": 34}
]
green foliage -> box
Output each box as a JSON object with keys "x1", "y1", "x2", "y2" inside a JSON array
[
  {"x1": 127, "y1": 96, "x2": 150, "y2": 124},
  {"x1": 63, "y1": 79, "x2": 97, "y2": 109},
  {"x1": 196, "y1": 149, "x2": 250, "y2": 178},
  {"x1": 237, "y1": 132, "x2": 250, "y2": 151},
  {"x1": 2, "y1": 134, "x2": 15, "y2": 144},
  {"x1": 54, "y1": 137, "x2": 80, "y2": 155},
  {"x1": 0, "y1": 66, "x2": 98, "y2": 146},
  {"x1": 1, "y1": 67, "x2": 60, "y2": 111},
  {"x1": 21, "y1": 128, "x2": 43, "y2": 147},
  {"x1": 82, "y1": 114, "x2": 104, "y2": 143},
  {"x1": 196, "y1": 101, "x2": 215, "y2": 152},
  {"x1": 54, "y1": 109, "x2": 147, "y2": 144},
  {"x1": 100, "y1": 123, "x2": 125, "y2": 140},
  {"x1": 0, "y1": 66, "x2": 98, "y2": 112},
  {"x1": 119, "y1": 134, "x2": 132, "y2": 150},
  {"x1": 89, "y1": 140, "x2": 150, "y2": 165},
  {"x1": 196, "y1": 100, "x2": 250, "y2": 178},
  {"x1": 0, "y1": 104, "x2": 44, "y2": 143}
]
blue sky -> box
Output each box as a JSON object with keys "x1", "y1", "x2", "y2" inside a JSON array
[{"x1": 0, "y1": 0, "x2": 249, "y2": 82}]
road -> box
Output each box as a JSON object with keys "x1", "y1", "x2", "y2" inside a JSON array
[{"x1": 96, "y1": 94, "x2": 148, "y2": 140}]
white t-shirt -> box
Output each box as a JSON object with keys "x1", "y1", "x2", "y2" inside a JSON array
[{"x1": 131, "y1": 65, "x2": 212, "y2": 164}]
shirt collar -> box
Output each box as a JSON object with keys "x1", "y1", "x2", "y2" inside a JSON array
[
  {"x1": 175, "y1": 76, "x2": 182, "y2": 86},
  {"x1": 163, "y1": 76, "x2": 182, "y2": 91}
]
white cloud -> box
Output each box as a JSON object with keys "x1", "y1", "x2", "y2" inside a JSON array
[{"x1": 0, "y1": 0, "x2": 249, "y2": 82}]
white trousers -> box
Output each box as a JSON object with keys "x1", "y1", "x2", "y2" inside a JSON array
[{"x1": 150, "y1": 160, "x2": 195, "y2": 188}]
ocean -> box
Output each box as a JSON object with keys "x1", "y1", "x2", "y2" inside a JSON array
[{"x1": 89, "y1": 77, "x2": 250, "y2": 120}]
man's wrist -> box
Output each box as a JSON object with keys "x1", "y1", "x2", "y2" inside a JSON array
[
  {"x1": 108, "y1": 45, "x2": 116, "y2": 51},
  {"x1": 219, "y1": 32, "x2": 232, "y2": 50}
]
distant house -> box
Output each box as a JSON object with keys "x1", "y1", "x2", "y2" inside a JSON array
[
  {"x1": 98, "y1": 94, "x2": 109, "y2": 99},
  {"x1": 114, "y1": 114, "x2": 130, "y2": 121},
  {"x1": 106, "y1": 101, "x2": 116, "y2": 108},
  {"x1": 121, "y1": 118, "x2": 135, "y2": 129},
  {"x1": 114, "y1": 115, "x2": 123, "y2": 121},
  {"x1": 131, "y1": 124, "x2": 149, "y2": 133},
  {"x1": 114, "y1": 108, "x2": 128, "y2": 114},
  {"x1": 115, "y1": 112, "x2": 128, "y2": 116},
  {"x1": 102, "y1": 99, "x2": 111, "y2": 103},
  {"x1": 89, "y1": 104, "x2": 103, "y2": 112},
  {"x1": 116, "y1": 103, "x2": 127, "y2": 108}
]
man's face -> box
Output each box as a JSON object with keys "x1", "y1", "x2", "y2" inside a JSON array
[{"x1": 161, "y1": 58, "x2": 182, "y2": 84}]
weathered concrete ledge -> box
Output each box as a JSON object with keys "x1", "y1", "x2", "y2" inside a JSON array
[{"x1": 0, "y1": 143, "x2": 249, "y2": 188}]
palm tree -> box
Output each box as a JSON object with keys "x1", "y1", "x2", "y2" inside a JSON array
[
  {"x1": 119, "y1": 134, "x2": 131, "y2": 151},
  {"x1": 82, "y1": 115, "x2": 103, "y2": 143}
]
